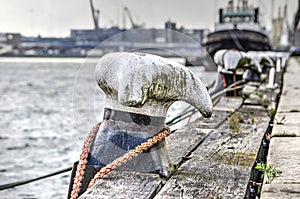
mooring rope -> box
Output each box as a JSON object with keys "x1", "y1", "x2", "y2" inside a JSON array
[
  {"x1": 70, "y1": 121, "x2": 101, "y2": 199},
  {"x1": 87, "y1": 127, "x2": 170, "y2": 189},
  {"x1": 0, "y1": 167, "x2": 72, "y2": 191},
  {"x1": 70, "y1": 122, "x2": 170, "y2": 199}
]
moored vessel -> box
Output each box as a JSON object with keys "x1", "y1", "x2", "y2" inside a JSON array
[{"x1": 203, "y1": 0, "x2": 271, "y2": 57}]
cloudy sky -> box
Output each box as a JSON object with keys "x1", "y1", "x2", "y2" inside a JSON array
[{"x1": 0, "y1": 0, "x2": 298, "y2": 37}]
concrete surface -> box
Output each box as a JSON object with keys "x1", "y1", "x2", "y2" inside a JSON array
[{"x1": 261, "y1": 57, "x2": 300, "y2": 199}]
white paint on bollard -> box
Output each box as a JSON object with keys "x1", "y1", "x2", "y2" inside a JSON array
[
  {"x1": 276, "y1": 59, "x2": 281, "y2": 72},
  {"x1": 267, "y1": 67, "x2": 276, "y2": 89}
]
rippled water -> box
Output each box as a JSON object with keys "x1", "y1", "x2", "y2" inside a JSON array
[
  {"x1": 0, "y1": 57, "x2": 216, "y2": 199},
  {"x1": 0, "y1": 57, "x2": 97, "y2": 199}
]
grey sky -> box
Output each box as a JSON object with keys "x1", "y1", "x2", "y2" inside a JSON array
[{"x1": 0, "y1": 0, "x2": 298, "y2": 37}]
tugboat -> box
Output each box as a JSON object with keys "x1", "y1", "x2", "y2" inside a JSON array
[{"x1": 203, "y1": 0, "x2": 271, "y2": 57}]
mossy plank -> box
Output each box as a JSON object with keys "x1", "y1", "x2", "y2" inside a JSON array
[
  {"x1": 167, "y1": 96, "x2": 244, "y2": 166},
  {"x1": 156, "y1": 110, "x2": 270, "y2": 199},
  {"x1": 154, "y1": 164, "x2": 250, "y2": 199}
]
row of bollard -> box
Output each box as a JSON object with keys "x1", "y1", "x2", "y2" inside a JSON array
[
  {"x1": 68, "y1": 50, "x2": 289, "y2": 198},
  {"x1": 214, "y1": 49, "x2": 288, "y2": 199},
  {"x1": 213, "y1": 49, "x2": 289, "y2": 96}
]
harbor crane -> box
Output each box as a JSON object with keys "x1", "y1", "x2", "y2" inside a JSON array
[
  {"x1": 90, "y1": 0, "x2": 100, "y2": 29},
  {"x1": 123, "y1": 6, "x2": 143, "y2": 29},
  {"x1": 294, "y1": 0, "x2": 300, "y2": 30}
]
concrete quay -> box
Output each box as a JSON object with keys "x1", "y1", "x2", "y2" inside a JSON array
[{"x1": 261, "y1": 57, "x2": 300, "y2": 199}]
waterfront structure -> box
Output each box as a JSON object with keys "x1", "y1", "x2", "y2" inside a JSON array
[{"x1": 203, "y1": 0, "x2": 271, "y2": 57}]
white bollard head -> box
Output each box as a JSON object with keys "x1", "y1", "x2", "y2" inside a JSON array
[
  {"x1": 96, "y1": 52, "x2": 213, "y2": 118},
  {"x1": 214, "y1": 49, "x2": 261, "y2": 72}
]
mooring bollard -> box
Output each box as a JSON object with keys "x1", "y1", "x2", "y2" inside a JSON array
[
  {"x1": 214, "y1": 49, "x2": 260, "y2": 96},
  {"x1": 261, "y1": 51, "x2": 290, "y2": 89},
  {"x1": 267, "y1": 67, "x2": 276, "y2": 89},
  {"x1": 247, "y1": 51, "x2": 274, "y2": 74},
  {"x1": 68, "y1": 52, "x2": 213, "y2": 196},
  {"x1": 276, "y1": 58, "x2": 281, "y2": 72}
]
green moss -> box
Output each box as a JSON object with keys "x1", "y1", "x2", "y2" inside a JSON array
[
  {"x1": 175, "y1": 169, "x2": 198, "y2": 179},
  {"x1": 206, "y1": 151, "x2": 257, "y2": 167},
  {"x1": 99, "y1": 80, "x2": 117, "y2": 97},
  {"x1": 168, "y1": 165, "x2": 175, "y2": 175},
  {"x1": 268, "y1": 108, "x2": 276, "y2": 118},
  {"x1": 209, "y1": 194, "x2": 223, "y2": 199},
  {"x1": 228, "y1": 112, "x2": 243, "y2": 135}
]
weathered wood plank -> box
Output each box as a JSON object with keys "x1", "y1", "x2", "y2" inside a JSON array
[
  {"x1": 167, "y1": 128, "x2": 212, "y2": 166},
  {"x1": 155, "y1": 108, "x2": 270, "y2": 199},
  {"x1": 154, "y1": 163, "x2": 250, "y2": 199},
  {"x1": 214, "y1": 97, "x2": 243, "y2": 111},
  {"x1": 79, "y1": 170, "x2": 162, "y2": 199},
  {"x1": 167, "y1": 97, "x2": 244, "y2": 166}
]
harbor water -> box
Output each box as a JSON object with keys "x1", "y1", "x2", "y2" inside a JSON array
[{"x1": 0, "y1": 57, "x2": 216, "y2": 198}]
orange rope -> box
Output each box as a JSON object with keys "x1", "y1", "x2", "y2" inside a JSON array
[
  {"x1": 70, "y1": 122, "x2": 101, "y2": 199},
  {"x1": 87, "y1": 127, "x2": 170, "y2": 189},
  {"x1": 221, "y1": 73, "x2": 227, "y2": 88},
  {"x1": 70, "y1": 122, "x2": 170, "y2": 199}
]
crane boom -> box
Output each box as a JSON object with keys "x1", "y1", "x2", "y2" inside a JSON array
[
  {"x1": 294, "y1": 0, "x2": 300, "y2": 29},
  {"x1": 124, "y1": 7, "x2": 139, "y2": 29},
  {"x1": 90, "y1": 0, "x2": 99, "y2": 29}
]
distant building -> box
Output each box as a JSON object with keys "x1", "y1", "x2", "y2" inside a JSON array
[
  {"x1": 0, "y1": 33, "x2": 21, "y2": 55},
  {"x1": 1, "y1": 21, "x2": 209, "y2": 58},
  {"x1": 19, "y1": 36, "x2": 75, "y2": 56}
]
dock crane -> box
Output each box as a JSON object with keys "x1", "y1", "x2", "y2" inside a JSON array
[
  {"x1": 294, "y1": 0, "x2": 300, "y2": 30},
  {"x1": 123, "y1": 6, "x2": 143, "y2": 29},
  {"x1": 90, "y1": 0, "x2": 100, "y2": 29}
]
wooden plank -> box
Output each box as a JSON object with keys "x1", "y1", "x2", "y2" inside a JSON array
[
  {"x1": 239, "y1": 105, "x2": 269, "y2": 117},
  {"x1": 214, "y1": 97, "x2": 243, "y2": 111},
  {"x1": 155, "y1": 109, "x2": 270, "y2": 199},
  {"x1": 154, "y1": 162, "x2": 250, "y2": 198},
  {"x1": 167, "y1": 128, "x2": 212, "y2": 166},
  {"x1": 79, "y1": 170, "x2": 162, "y2": 199},
  {"x1": 167, "y1": 96, "x2": 244, "y2": 166}
]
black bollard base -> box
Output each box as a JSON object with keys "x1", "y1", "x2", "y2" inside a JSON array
[
  {"x1": 220, "y1": 71, "x2": 244, "y2": 96},
  {"x1": 67, "y1": 162, "x2": 102, "y2": 199}
]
